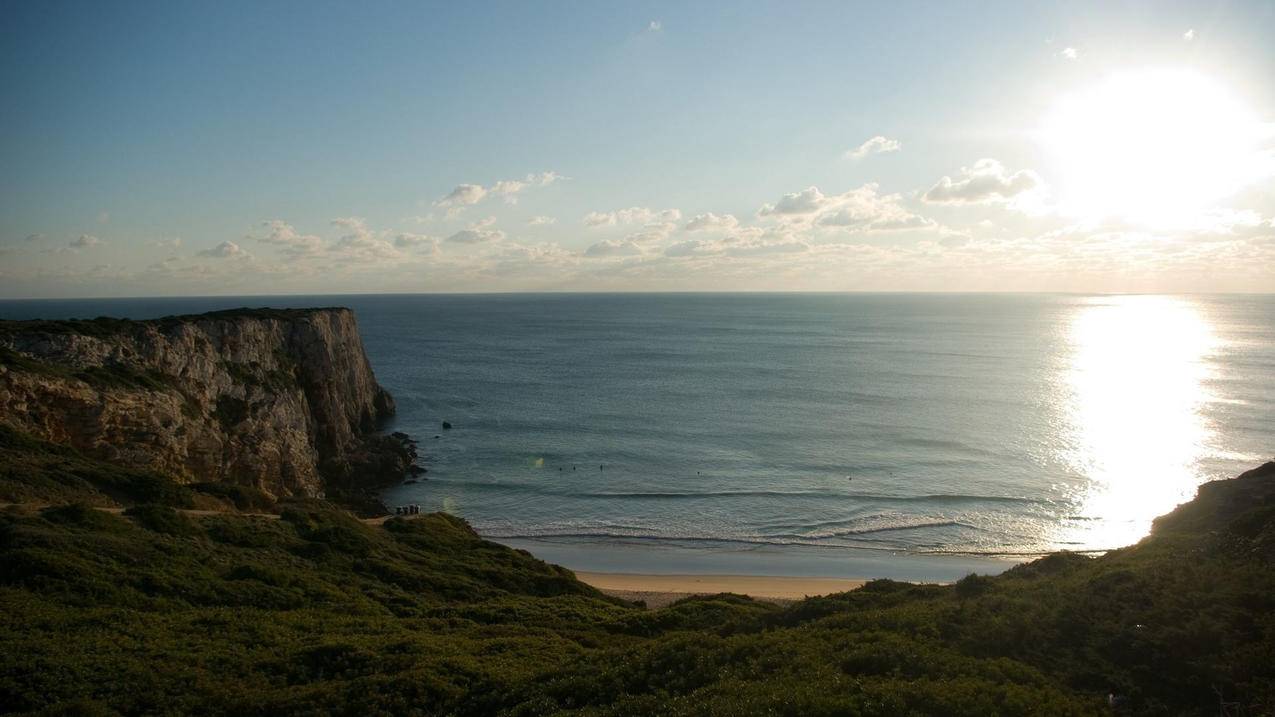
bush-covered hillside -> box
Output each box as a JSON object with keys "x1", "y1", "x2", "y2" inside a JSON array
[{"x1": 1, "y1": 429, "x2": 1272, "y2": 716}]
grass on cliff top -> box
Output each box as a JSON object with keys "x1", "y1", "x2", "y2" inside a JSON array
[
  {"x1": 0, "y1": 307, "x2": 350, "y2": 339},
  {"x1": 2, "y1": 425, "x2": 1274, "y2": 716}
]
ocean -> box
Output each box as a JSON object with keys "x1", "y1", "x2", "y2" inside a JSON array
[{"x1": 3, "y1": 293, "x2": 1272, "y2": 580}]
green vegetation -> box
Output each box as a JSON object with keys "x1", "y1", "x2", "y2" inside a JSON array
[
  {"x1": 1, "y1": 427, "x2": 1272, "y2": 715},
  {"x1": 0, "y1": 307, "x2": 345, "y2": 339},
  {"x1": 0, "y1": 425, "x2": 279, "y2": 513},
  {"x1": 0, "y1": 424, "x2": 194, "y2": 508},
  {"x1": 0, "y1": 316, "x2": 143, "y2": 339},
  {"x1": 217, "y1": 359, "x2": 299, "y2": 393},
  {"x1": 213, "y1": 395, "x2": 251, "y2": 429},
  {"x1": 189, "y1": 481, "x2": 277, "y2": 512}
]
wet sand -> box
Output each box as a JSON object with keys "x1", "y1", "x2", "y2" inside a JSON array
[{"x1": 577, "y1": 571, "x2": 868, "y2": 608}]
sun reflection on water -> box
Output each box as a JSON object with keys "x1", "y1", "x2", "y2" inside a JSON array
[{"x1": 1056, "y1": 295, "x2": 1219, "y2": 551}]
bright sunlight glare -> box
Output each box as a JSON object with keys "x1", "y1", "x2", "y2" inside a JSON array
[
  {"x1": 1041, "y1": 69, "x2": 1266, "y2": 228},
  {"x1": 1056, "y1": 295, "x2": 1218, "y2": 551}
]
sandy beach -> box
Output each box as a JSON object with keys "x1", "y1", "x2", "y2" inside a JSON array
[{"x1": 577, "y1": 571, "x2": 868, "y2": 608}]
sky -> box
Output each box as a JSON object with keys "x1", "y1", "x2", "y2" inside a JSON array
[{"x1": 2, "y1": 0, "x2": 1274, "y2": 297}]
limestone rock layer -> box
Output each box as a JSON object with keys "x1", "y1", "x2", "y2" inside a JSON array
[{"x1": 0, "y1": 308, "x2": 398, "y2": 498}]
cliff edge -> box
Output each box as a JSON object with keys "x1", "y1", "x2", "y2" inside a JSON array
[{"x1": 0, "y1": 307, "x2": 409, "y2": 500}]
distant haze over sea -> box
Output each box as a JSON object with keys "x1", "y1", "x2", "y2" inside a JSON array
[{"x1": 4, "y1": 293, "x2": 1272, "y2": 576}]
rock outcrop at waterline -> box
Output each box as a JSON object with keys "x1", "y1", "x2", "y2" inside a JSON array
[{"x1": 0, "y1": 307, "x2": 410, "y2": 499}]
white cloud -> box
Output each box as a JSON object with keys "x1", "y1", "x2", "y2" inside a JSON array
[
  {"x1": 665, "y1": 236, "x2": 809, "y2": 257},
  {"x1": 528, "y1": 215, "x2": 557, "y2": 226},
  {"x1": 757, "y1": 184, "x2": 934, "y2": 234},
  {"x1": 12, "y1": 209, "x2": 1275, "y2": 295},
  {"x1": 648, "y1": 20, "x2": 662, "y2": 32},
  {"x1": 198, "y1": 240, "x2": 245, "y2": 258},
  {"x1": 394, "y1": 232, "x2": 439, "y2": 252},
  {"x1": 845, "y1": 135, "x2": 902, "y2": 160},
  {"x1": 447, "y1": 228, "x2": 504, "y2": 244},
  {"x1": 331, "y1": 217, "x2": 370, "y2": 233},
  {"x1": 1183, "y1": 29, "x2": 1196, "y2": 41},
  {"x1": 525, "y1": 171, "x2": 564, "y2": 186},
  {"x1": 1060, "y1": 47, "x2": 1079, "y2": 60},
  {"x1": 923, "y1": 159, "x2": 1043, "y2": 205},
  {"x1": 437, "y1": 183, "x2": 487, "y2": 207},
  {"x1": 684, "y1": 213, "x2": 740, "y2": 232},
  {"x1": 584, "y1": 238, "x2": 646, "y2": 258},
  {"x1": 255, "y1": 220, "x2": 325, "y2": 256},
  {"x1": 583, "y1": 207, "x2": 682, "y2": 227},
  {"x1": 816, "y1": 186, "x2": 935, "y2": 231},
  {"x1": 446, "y1": 218, "x2": 506, "y2": 244},
  {"x1": 757, "y1": 187, "x2": 830, "y2": 216},
  {"x1": 435, "y1": 172, "x2": 564, "y2": 212},
  {"x1": 330, "y1": 217, "x2": 401, "y2": 261},
  {"x1": 150, "y1": 237, "x2": 182, "y2": 249},
  {"x1": 70, "y1": 234, "x2": 101, "y2": 249},
  {"x1": 625, "y1": 229, "x2": 676, "y2": 245}
]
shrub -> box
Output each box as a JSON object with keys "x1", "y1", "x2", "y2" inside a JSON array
[
  {"x1": 191, "y1": 482, "x2": 276, "y2": 512},
  {"x1": 124, "y1": 504, "x2": 198, "y2": 536}
]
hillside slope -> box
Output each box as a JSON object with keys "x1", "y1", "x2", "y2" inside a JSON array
[{"x1": 1, "y1": 427, "x2": 1272, "y2": 715}]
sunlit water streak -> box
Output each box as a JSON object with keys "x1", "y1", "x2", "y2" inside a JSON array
[{"x1": 1055, "y1": 296, "x2": 1220, "y2": 550}]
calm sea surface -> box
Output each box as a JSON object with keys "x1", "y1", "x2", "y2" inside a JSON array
[{"x1": 3, "y1": 294, "x2": 1272, "y2": 577}]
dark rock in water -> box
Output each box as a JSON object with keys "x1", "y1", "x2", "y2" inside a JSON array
[
  {"x1": 442, "y1": 421, "x2": 452, "y2": 430},
  {"x1": 408, "y1": 464, "x2": 426, "y2": 476},
  {"x1": 434, "y1": 435, "x2": 440, "y2": 439}
]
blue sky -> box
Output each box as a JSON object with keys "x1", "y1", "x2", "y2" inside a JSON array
[{"x1": 2, "y1": 1, "x2": 1274, "y2": 296}]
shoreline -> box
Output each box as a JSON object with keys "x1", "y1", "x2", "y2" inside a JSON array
[
  {"x1": 577, "y1": 571, "x2": 870, "y2": 608},
  {"x1": 497, "y1": 536, "x2": 1023, "y2": 584}
]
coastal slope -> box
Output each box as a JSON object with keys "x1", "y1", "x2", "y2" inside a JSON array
[
  {"x1": 1, "y1": 416, "x2": 1272, "y2": 714},
  {"x1": 0, "y1": 308, "x2": 403, "y2": 501}
]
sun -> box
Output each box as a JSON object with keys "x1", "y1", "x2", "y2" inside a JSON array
[{"x1": 1040, "y1": 68, "x2": 1266, "y2": 227}]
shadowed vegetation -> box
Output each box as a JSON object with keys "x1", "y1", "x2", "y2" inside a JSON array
[
  {"x1": 1, "y1": 427, "x2": 1272, "y2": 715},
  {"x1": 0, "y1": 307, "x2": 347, "y2": 339}
]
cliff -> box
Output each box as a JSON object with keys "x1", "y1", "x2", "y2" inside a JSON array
[{"x1": 0, "y1": 307, "x2": 409, "y2": 500}]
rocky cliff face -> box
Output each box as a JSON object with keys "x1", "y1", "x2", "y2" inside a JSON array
[{"x1": 0, "y1": 308, "x2": 408, "y2": 499}]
